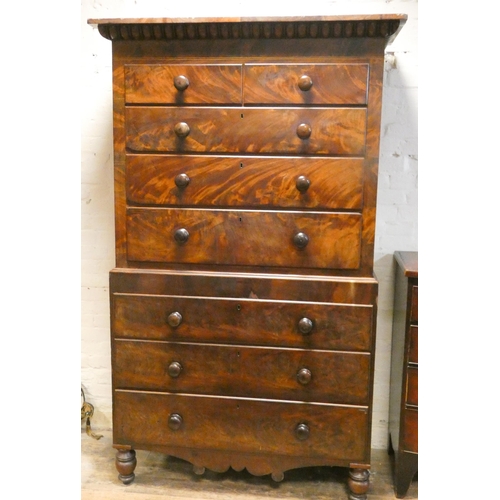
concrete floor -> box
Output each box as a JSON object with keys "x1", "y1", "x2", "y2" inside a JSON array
[{"x1": 81, "y1": 429, "x2": 417, "y2": 499}]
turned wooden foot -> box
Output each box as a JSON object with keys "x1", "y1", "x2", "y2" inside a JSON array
[
  {"x1": 115, "y1": 449, "x2": 137, "y2": 485},
  {"x1": 347, "y1": 468, "x2": 370, "y2": 500}
]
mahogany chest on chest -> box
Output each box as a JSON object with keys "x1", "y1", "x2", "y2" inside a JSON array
[{"x1": 89, "y1": 15, "x2": 406, "y2": 499}]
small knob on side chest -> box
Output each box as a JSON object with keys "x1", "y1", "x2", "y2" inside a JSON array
[
  {"x1": 173, "y1": 75, "x2": 190, "y2": 91},
  {"x1": 175, "y1": 173, "x2": 190, "y2": 188},
  {"x1": 295, "y1": 175, "x2": 310, "y2": 193},
  {"x1": 174, "y1": 122, "x2": 190, "y2": 138},
  {"x1": 295, "y1": 423, "x2": 310, "y2": 441},
  {"x1": 167, "y1": 312, "x2": 183, "y2": 328},
  {"x1": 168, "y1": 361, "x2": 183, "y2": 378},
  {"x1": 297, "y1": 368, "x2": 312, "y2": 385},
  {"x1": 168, "y1": 413, "x2": 183, "y2": 431},
  {"x1": 296, "y1": 123, "x2": 312, "y2": 140},
  {"x1": 293, "y1": 232, "x2": 309, "y2": 249},
  {"x1": 298, "y1": 75, "x2": 313, "y2": 91},
  {"x1": 174, "y1": 228, "x2": 190, "y2": 244},
  {"x1": 298, "y1": 317, "x2": 314, "y2": 335}
]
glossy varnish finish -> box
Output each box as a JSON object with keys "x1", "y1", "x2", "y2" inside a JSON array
[
  {"x1": 90, "y1": 15, "x2": 407, "y2": 500},
  {"x1": 389, "y1": 251, "x2": 418, "y2": 498}
]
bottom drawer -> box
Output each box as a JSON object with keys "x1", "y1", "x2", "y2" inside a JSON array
[
  {"x1": 113, "y1": 390, "x2": 369, "y2": 463},
  {"x1": 402, "y1": 408, "x2": 418, "y2": 453}
]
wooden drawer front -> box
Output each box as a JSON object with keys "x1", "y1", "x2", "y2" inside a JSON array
[
  {"x1": 114, "y1": 340, "x2": 371, "y2": 405},
  {"x1": 410, "y1": 285, "x2": 418, "y2": 323},
  {"x1": 126, "y1": 155, "x2": 364, "y2": 210},
  {"x1": 114, "y1": 390, "x2": 369, "y2": 461},
  {"x1": 408, "y1": 325, "x2": 418, "y2": 364},
  {"x1": 124, "y1": 64, "x2": 242, "y2": 104},
  {"x1": 406, "y1": 366, "x2": 418, "y2": 406},
  {"x1": 402, "y1": 408, "x2": 418, "y2": 453},
  {"x1": 125, "y1": 107, "x2": 366, "y2": 155},
  {"x1": 244, "y1": 64, "x2": 368, "y2": 105},
  {"x1": 113, "y1": 294, "x2": 373, "y2": 351},
  {"x1": 126, "y1": 208, "x2": 362, "y2": 270}
]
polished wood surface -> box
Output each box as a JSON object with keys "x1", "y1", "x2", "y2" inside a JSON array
[
  {"x1": 244, "y1": 63, "x2": 368, "y2": 104},
  {"x1": 112, "y1": 292, "x2": 374, "y2": 351},
  {"x1": 126, "y1": 208, "x2": 362, "y2": 269},
  {"x1": 82, "y1": 430, "x2": 418, "y2": 500},
  {"x1": 126, "y1": 155, "x2": 364, "y2": 209},
  {"x1": 125, "y1": 64, "x2": 243, "y2": 104},
  {"x1": 91, "y1": 15, "x2": 407, "y2": 499},
  {"x1": 113, "y1": 391, "x2": 369, "y2": 464},
  {"x1": 125, "y1": 107, "x2": 367, "y2": 155},
  {"x1": 389, "y1": 251, "x2": 418, "y2": 498},
  {"x1": 113, "y1": 341, "x2": 371, "y2": 404}
]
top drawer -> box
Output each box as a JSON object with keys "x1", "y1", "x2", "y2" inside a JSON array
[
  {"x1": 244, "y1": 64, "x2": 369, "y2": 105},
  {"x1": 125, "y1": 64, "x2": 242, "y2": 104}
]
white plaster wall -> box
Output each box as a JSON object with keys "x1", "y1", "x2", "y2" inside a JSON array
[{"x1": 81, "y1": 0, "x2": 418, "y2": 449}]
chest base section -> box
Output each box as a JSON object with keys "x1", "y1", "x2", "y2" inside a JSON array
[{"x1": 110, "y1": 268, "x2": 377, "y2": 498}]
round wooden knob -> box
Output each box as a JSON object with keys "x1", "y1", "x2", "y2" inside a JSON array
[
  {"x1": 174, "y1": 122, "x2": 190, "y2": 138},
  {"x1": 295, "y1": 175, "x2": 310, "y2": 193},
  {"x1": 168, "y1": 361, "x2": 183, "y2": 378},
  {"x1": 167, "y1": 311, "x2": 183, "y2": 328},
  {"x1": 173, "y1": 75, "x2": 189, "y2": 91},
  {"x1": 174, "y1": 228, "x2": 189, "y2": 243},
  {"x1": 293, "y1": 232, "x2": 309, "y2": 249},
  {"x1": 296, "y1": 123, "x2": 312, "y2": 140},
  {"x1": 175, "y1": 173, "x2": 190, "y2": 188},
  {"x1": 168, "y1": 413, "x2": 183, "y2": 431},
  {"x1": 295, "y1": 423, "x2": 310, "y2": 441},
  {"x1": 298, "y1": 75, "x2": 313, "y2": 91},
  {"x1": 297, "y1": 368, "x2": 312, "y2": 385},
  {"x1": 298, "y1": 317, "x2": 313, "y2": 335}
]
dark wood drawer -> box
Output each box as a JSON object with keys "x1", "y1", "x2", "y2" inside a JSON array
[
  {"x1": 408, "y1": 325, "x2": 418, "y2": 364},
  {"x1": 113, "y1": 390, "x2": 369, "y2": 462},
  {"x1": 244, "y1": 63, "x2": 368, "y2": 105},
  {"x1": 126, "y1": 155, "x2": 364, "y2": 210},
  {"x1": 125, "y1": 107, "x2": 366, "y2": 155},
  {"x1": 406, "y1": 366, "x2": 418, "y2": 406},
  {"x1": 113, "y1": 340, "x2": 371, "y2": 405},
  {"x1": 124, "y1": 64, "x2": 242, "y2": 104},
  {"x1": 126, "y1": 208, "x2": 362, "y2": 270},
  {"x1": 402, "y1": 408, "x2": 418, "y2": 453},
  {"x1": 112, "y1": 293, "x2": 374, "y2": 351},
  {"x1": 410, "y1": 285, "x2": 418, "y2": 323}
]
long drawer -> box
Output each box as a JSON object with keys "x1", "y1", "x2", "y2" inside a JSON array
[
  {"x1": 113, "y1": 390, "x2": 369, "y2": 462},
  {"x1": 126, "y1": 208, "x2": 362, "y2": 269},
  {"x1": 113, "y1": 340, "x2": 370, "y2": 405},
  {"x1": 126, "y1": 155, "x2": 364, "y2": 210},
  {"x1": 125, "y1": 107, "x2": 366, "y2": 155},
  {"x1": 112, "y1": 293, "x2": 373, "y2": 351}
]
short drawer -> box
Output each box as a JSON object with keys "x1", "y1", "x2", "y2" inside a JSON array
[
  {"x1": 112, "y1": 293, "x2": 374, "y2": 351},
  {"x1": 402, "y1": 408, "x2": 418, "y2": 453},
  {"x1": 113, "y1": 340, "x2": 371, "y2": 405},
  {"x1": 126, "y1": 208, "x2": 362, "y2": 270},
  {"x1": 244, "y1": 63, "x2": 368, "y2": 105},
  {"x1": 124, "y1": 64, "x2": 242, "y2": 104},
  {"x1": 406, "y1": 366, "x2": 418, "y2": 406},
  {"x1": 125, "y1": 107, "x2": 366, "y2": 155},
  {"x1": 410, "y1": 285, "x2": 418, "y2": 323},
  {"x1": 408, "y1": 325, "x2": 418, "y2": 364},
  {"x1": 113, "y1": 390, "x2": 369, "y2": 462},
  {"x1": 126, "y1": 155, "x2": 364, "y2": 210}
]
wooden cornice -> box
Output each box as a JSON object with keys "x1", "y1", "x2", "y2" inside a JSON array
[{"x1": 88, "y1": 15, "x2": 407, "y2": 44}]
